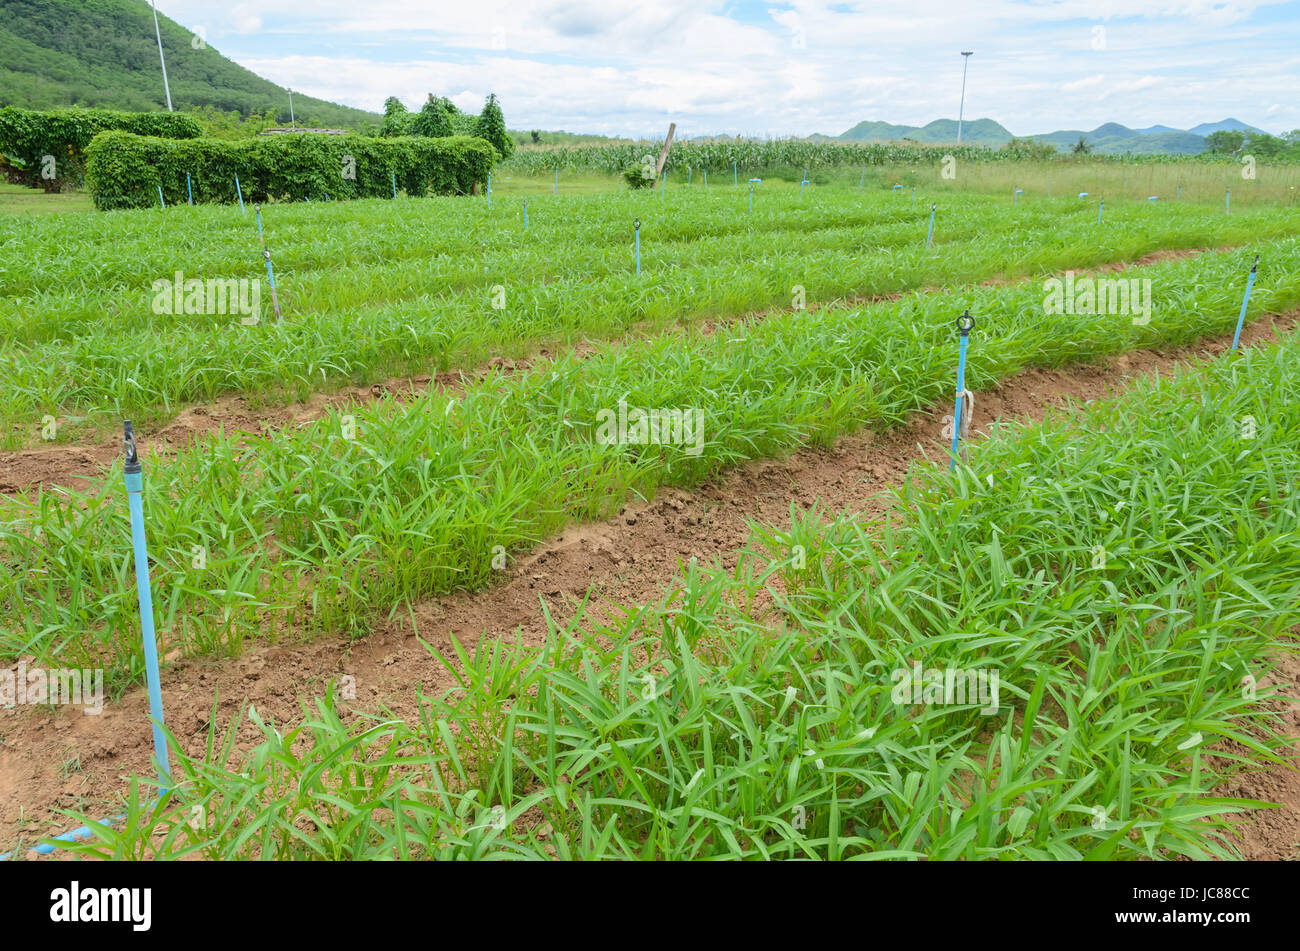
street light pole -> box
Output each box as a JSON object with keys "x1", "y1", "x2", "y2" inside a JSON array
[
  {"x1": 150, "y1": 0, "x2": 173, "y2": 111},
  {"x1": 957, "y1": 51, "x2": 973, "y2": 143},
  {"x1": 288, "y1": 89, "x2": 296, "y2": 129}
]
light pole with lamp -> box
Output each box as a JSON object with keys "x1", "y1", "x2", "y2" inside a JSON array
[{"x1": 957, "y1": 51, "x2": 973, "y2": 143}]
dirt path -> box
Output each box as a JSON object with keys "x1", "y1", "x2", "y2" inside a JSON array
[{"x1": 1, "y1": 309, "x2": 1296, "y2": 859}]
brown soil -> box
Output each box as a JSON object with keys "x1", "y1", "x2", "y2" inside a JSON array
[{"x1": 1, "y1": 309, "x2": 1295, "y2": 860}]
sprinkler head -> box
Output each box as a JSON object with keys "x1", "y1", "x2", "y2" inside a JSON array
[
  {"x1": 123, "y1": 421, "x2": 141, "y2": 474},
  {"x1": 634, "y1": 218, "x2": 640, "y2": 231},
  {"x1": 957, "y1": 310, "x2": 975, "y2": 335}
]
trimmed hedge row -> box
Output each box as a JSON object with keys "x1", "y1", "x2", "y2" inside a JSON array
[
  {"x1": 85, "y1": 132, "x2": 497, "y2": 210},
  {"x1": 0, "y1": 107, "x2": 201, "y2": 185}
]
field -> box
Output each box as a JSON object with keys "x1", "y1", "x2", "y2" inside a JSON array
[{"x1": 2, "y1": 163, "x2": 1299, "y2": 861}]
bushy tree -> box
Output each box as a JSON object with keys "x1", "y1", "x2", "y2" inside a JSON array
[
  {"x1": 412, "y1": 97, "x2": 452, "y2": 138},
  {"x1": 1071, "y1": 136, "x2": 1092, "y2": 155},
  {"x1": 474, "y1": 93, "x2": 514, "y2": 158},
  {"x1": 378, "y1": 97, "x2": 414, "y2": 137},
  {"x1": 1205, "y1": 129, "x2": 1246, "y2": 154}
]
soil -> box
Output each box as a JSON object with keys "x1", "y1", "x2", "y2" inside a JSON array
[{"x1": 1, "y1": 307, "x2": 1296, "y2": 860}]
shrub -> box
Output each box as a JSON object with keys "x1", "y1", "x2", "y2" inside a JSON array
[
  {"x1": 412, "y1": 99, "x2": 452, "y2": 138},
  {"x1": 623, "y1": 165, "x2": 656, "y2": 188},
  {"x1": 85, "y1": 131, "x2": 496, "y2": 210},
  {"x1": 0, "y1": 106, "x2": 201, "y2": 188}
]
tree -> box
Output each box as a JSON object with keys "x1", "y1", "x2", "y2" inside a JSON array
[
  {"x1": 530, "y1": 129, "x2": 541, "y2": 144},
  {"x1": 1071, "y1": 136, "x2": 1092, "y2": 155},
  {"x1": 1204, "y1": 129, "x2": 1246, "y2": 154},
  {"x1": 412, "y1": 96, "x2": 452, "y2": 138},
  {"x1": 475, "y1": 93, "x2": 514, "y2": 158},
  {"x1": 378, "y1": 97, "x2": 413, "y2": 137}
]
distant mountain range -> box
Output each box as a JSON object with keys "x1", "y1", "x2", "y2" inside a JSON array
[{"x1": 837, "y1": 117, "x2": 1268, "y2": 154}]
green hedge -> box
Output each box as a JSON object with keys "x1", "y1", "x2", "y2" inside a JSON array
[
  {"x1": 84, "y1": 131, "x2": 497, "y2": 210},
  {"x1": 0, "y1": 107, "x2": 201, "y2": 184}
]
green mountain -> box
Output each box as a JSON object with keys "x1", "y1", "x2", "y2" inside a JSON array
[
  {"x1": 840, "y1": 117, "x2": 1014, "y2": 147},
  {"x1": 0, "y1": 0, "x2": 377, "y2": 129},
  {"x1": 835, "y1": 116, "x2": 1252, "y2": 154}
]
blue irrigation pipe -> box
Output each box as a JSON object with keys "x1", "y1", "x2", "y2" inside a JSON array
[
  {"x1": 1231, "y1": 254, "x2": 1260, "y2": 350},
  {"x1": 748, "y1": 178, "x2": 761, "y2": 213},
  {"x1": 1226, "y1": 187, "x2": 1230, "y2": 215},
  {"x1": 157, "y1": 185, "x2": 165, "y2": 209},
  {"x1": 1097, "y1": 199, "x2": 1104, "y2": 224},
  {"x1": 688, "y1": 167, "x2": 692, "y2": 186},
  {"x1": 800, "y1": 178, "x2": 810, "y2": 197},
  {"x1": 235, "y1": 174, "x2": 246, "y2": 214},
  {"x1": 186, "y1": 173, "x2": 193, "y2": 206},
  {"x1": 523, "y1": 199, "x2": 528, "y2": 230},
  {"x1": 1148, "y1": 196, "x2": 1158, "y2": 202},
  {"x1": 554, "y1": 167, "x2": 558, "y2": 195},
  {"x1": 255, "y1": 207, "x2": 283, "y2": 322},
  {"x1": 950, "y1": 311, "x2": 975, "y2": 469},
  {"x1": 660, "y1": 174, "x2": 665, "y2": 201},
  {"x1": 1014, "y1": 187, "x2": 1022, "y2": 205},
  {"x1": 124, "y1": 420, "x2": 172, "y2": 787},
  {"x1": 1177, "y1": 184, "x2": 1182, "y2": 200},
  {"x1": 911, "y1": 185, "x2": 915, "y2": 208},
  {"x1": 734, "y1": 161, "x2": 738, "y2": 186},
  {"x1": 634, "y1": 218, "x2": 641, "y2": 275},
  {"x1": 925, "y1": 203, "x2": 936, "y2": 249},
  {"x1": 0, "y1": 425, "x2": 172, "y2": 862}
]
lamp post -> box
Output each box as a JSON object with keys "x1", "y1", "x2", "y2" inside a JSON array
[
  {"x1": 957, "y1": 51, "x2": 973, "y2": 143},
  {"x1": 150, "y1": 0, "x2": 173, "y2": 111}
]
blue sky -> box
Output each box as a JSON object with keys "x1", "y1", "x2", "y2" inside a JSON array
[{"x1": 154, "y1": 0, "x2": 1300, "y2": 137}]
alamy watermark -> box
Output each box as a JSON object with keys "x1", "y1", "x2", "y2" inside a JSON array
[
  {"x1": 152, "y1": 271, "x2": 262, "y2": 324},
  {"x1": 891, "y1": 662, "x2": 1000, "y2": 714},
  {"x1": 1, "y1": 662, "x2": 103, "y2": 714},
  {"x1": 1043, "y1": 271, "x2": 1152, "y2": 325},
  {"x1": 595, "y1": 400, "x2": 704, "y2": 456}
]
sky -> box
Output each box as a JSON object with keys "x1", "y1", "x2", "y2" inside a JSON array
[{"x1": 152, "y1": 0, "x2": 1300, "y2": 138}]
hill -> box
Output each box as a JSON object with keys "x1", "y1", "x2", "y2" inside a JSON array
[
  {"x1": 836, "y1": 116, "x2": 1273, "y2": 154},
  {"x1": 0, "y1": 0, "x2": 377, "y2": 129}
]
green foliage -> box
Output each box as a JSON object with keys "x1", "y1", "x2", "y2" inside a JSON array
[
  {"x1": 1072, "y1": 136, "x2": 1093, "y2": 155},
  {"x1": 378, "y1": 97, "x2": 413, "y2": 138},
  {"x1": 0, "y1": 0, "x2": 376, "y2": 129},
  {"x1": 411, "y1": 99, "x2": 452, "y2": 138},
  {"x1": 1000, "y1": 136, "x2": 1057, "y2": 161},
  {"x1": 84, "y1": 130, "x2": 495, "y2": 209},
  {"x1": 0, "y1": 106, "x2": 200, "y2": 185},
  {"x1": 623, "y1": 164, "x2": 655, "y2": 188},
  {"x1": 474, "y1": 93, "x2": 514, "y2": 158}
]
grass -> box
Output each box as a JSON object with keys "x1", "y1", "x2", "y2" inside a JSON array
[
  {"x1": 2, "y1": 183, "x2": 1297, "y2": 445},
  {"x1": 53, "y1": 319, "x2": 1300, "y2": 860},
  {"x1": 0, "y1": 182, "x2": 92, "y2": 214},
  {"x1": 3, "y1": 238, "x2": 1297, "y2": 692}
]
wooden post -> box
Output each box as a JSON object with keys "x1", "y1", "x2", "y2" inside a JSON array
[{"x1": 654, "y1": 122, "x2": 676, "y2": 180}]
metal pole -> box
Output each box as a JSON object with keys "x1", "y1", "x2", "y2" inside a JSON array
[
  {"x1": 957, "y1": 52, "x2": 973, "y2": 143},
  {"x1": 150, "y1": 1, "x2": 173, "y2": 111},
  {"x1": 289, "y1": 90, "x2": 296, "y2": 130}
]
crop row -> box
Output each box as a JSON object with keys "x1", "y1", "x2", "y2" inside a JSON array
[
  {"x1": 2, "y1": 239, "x2": 1296, "y2": 690},
  {"x1": 3, "y1": 189, "x2": 1295, "y2": 438},
  {"x1": 62, "y1": 307, "x2": 1300, "y2": 859}
]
